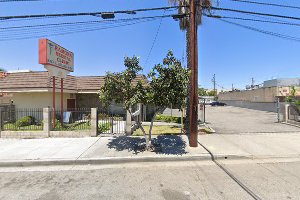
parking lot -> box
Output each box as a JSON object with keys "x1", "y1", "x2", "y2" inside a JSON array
[{"x1": 204, "y1": 106, "x2": 300, "y2": 134}]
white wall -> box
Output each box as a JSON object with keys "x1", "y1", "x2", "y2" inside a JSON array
[{"x1": 11, "y1": 92, "x2": 74, "y2": 109}]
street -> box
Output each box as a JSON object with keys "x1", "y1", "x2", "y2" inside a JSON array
[
  {"x1": 204, "y1": 106, "x2": 300, "y2": 134},
  {"x1": 0, "y1": 159, "x2": 300, "y2": 200}
]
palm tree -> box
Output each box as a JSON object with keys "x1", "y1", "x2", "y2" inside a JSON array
[{"x1": 168, "y1": 0, "x2": 211, "y2": 132}]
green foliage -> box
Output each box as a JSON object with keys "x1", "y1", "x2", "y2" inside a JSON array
[
  {"x1": 3, "y1": 123, "x2": 42, "y2": 131},
  {"x1": 99, "y1": 50, "x2": 189, "y2": 112},
  {"x1": 286, "y1": 96, "x2": 294, "y2": 103},
  {"x1": 99, "y1": 50, "x2": 189, "y2": 142},
  {"x1": 16, "y1": 116, "x2": 36, "y2": 127},
  {"x1": 99, "y1": 56, "x2": 147, "y2": 110},
  {"x1": 148, "y1": 50, "x2": 190, "y2": 110},
  {"x1": 155, "y1": 114, "x2": 185, "y2": 124},
  {"x1": 291, "y1": 86, "x2": 297, "y2": 97},
  {"x1": 0, "y1": 68, "x2": 5, "y2": 72},
  {"x1": 98, "y1": 122, "x2": 112, "y2": 133},
  {"x1": 207, "y1": 90, "x2": 217, "y2": 97},
  {"x1": 53, "y1": 120, "x2": 91, "y2": 131},
  {"x1": 286, "y1": 86, "x2": 298, "y2": 103},
  {"x1": 132, "y1": 125, "x2": 182, "y2": 136},
  {"x1": 98, "y1": 113, "x2": 110, "y2": 120},
  {"x1": 198, "y1": 88, "x2": 207, "y2": 96}
]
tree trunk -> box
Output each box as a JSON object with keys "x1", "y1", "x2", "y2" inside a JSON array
[
  {"x1": 149, "y1": 111, "x2": 158, "y2": 141},
  {"x1": 128, "y1": 110, "x2": 150, "y2": 148}
]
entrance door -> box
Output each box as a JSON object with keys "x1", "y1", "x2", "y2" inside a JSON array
[{"x1": 67, "y1": 99, "x2": 76, "y2": 111}]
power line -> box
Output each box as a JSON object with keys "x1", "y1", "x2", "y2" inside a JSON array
[
  {"x1": 218, "y1": 18, "x2": 300, "y2": 42},
  {"x1": 205, "y1": 15, "x2": 300, "y2": 27},
  {"x1": 210, "y1": 6, "x2": 300, "y2": 21},
  {"x1": 0, "y1": 18, "x2": 157, "y2": 37},
  {"x1": 144, "y1": 10, "x2": 166, "y2": 67},
  {"x1": 0, "y1": 15, "x2": 172, "y2": 31},
  {"x1": 0, "y1": 6, "x2": 184, "y2": 20},
  {"x1": 0, "y1": 17, "x2": 161, "y2": 41},
  {"x1": 230, "y1": 0, "x2": 300, "y2": 10}
]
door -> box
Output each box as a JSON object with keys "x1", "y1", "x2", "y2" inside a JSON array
[{"x1": 67, "y1": 99, "x2": 76, "y2": 111}]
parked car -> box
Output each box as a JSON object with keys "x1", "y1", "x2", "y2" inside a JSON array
[{"x1": 210, "y1": 101, "x2": 226, "y2": 106}]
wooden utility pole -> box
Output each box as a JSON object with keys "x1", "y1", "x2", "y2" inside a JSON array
[
  {"x1": 189, "y1": 0, "x2": 199, "y2": 147},
  {"x1": 52, "y1": 76, "x2": 56, "y2": 128},
  {"x1": 61, "y1": 78, "x2": 64, "y2": 127},
  {"x1": 213, "y1": 74, "x2": 216, "y2": 100}
]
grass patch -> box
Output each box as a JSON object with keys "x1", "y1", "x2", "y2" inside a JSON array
[
  {"x1": 53, "y1": 121, "x2": 91, "y2": 131},
  {"x1": 132, "y1": 125, "x2": 182, "y2": 136},
  {"x1": 3, "y1": 123, "x2": 43, "y2": 131},
  {"x1": 199, "y1": 127, "x2": 215, "y2": 134}
]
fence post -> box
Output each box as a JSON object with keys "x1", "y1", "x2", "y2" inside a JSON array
[
  {"x1": 276, "y1": 98, "x2": 280, "y2": 123},
  {"x1": 43, "y1": 107, "x2": 50, "y2": 137},
  {"x1": 285, "y1": 104, "x2": 290, "y2": 122},
  {"x1": 126, "y1": 107, "x2": 132, "y2": 136},
  {"x1": 91, "y1": 108, "x2": 98, "y2": 137},
  {"x1": 0, "y1": 107, "x2": 3, "y2": 137}
]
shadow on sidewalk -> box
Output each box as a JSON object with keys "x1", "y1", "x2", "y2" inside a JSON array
[{"x1": 107, "y1": 135, "x2": 187, "y2": 155}]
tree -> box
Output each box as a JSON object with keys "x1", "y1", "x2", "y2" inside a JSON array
[
  {"x1": 99, "y1": 50, "x2": 189, "y2": 148},
  {"x1": 198, "y1": 87, "x2": 207, "y2": 96},
  {"x1": 207, "y1": 90, "x2": 217, "y2": 97},
  {"x1": 0, "y1": 68, "x2": 5, "y2": 72},
  {"x1": 147, "y1": 51, "x2": 190, "y2": 141}
]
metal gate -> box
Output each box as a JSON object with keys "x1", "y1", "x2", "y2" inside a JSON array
[{"x1": 97, "y1": 107, "x2": 126, "y2": 135}]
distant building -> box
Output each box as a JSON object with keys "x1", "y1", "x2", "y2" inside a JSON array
[{"x1": 218, "y1": 78, "x2": 300, "y2": 112}]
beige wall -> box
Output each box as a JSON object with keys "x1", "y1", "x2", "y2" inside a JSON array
[
  {"x1": 10, "y1": 92, "x2": 74, "y2": 109},
  {"x1": 218, "y1": 86, "x2": 300, "y2": 103},
  {"x1": 218, "y1": 87, "x2": 278, "y2": 103}
]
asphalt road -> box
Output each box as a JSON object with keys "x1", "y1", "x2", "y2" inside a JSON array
[
  {"x1": 0, "y1": 159, "x2": 300, "y2": 200},
  {"x1": 204, "y1": 106, "x2": 300, "y2": 134}
]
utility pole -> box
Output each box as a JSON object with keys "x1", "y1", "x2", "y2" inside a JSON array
[
  {"x1": 251, "y1": 77, "x2": 255, "y2": 88},
  {"x1": 212, "y1": 74, "x2": 216, "y2": 100},
  {"x1": 232, "y1": 83, "x2": 234, "y2": 91},
  {"x1": 189, "y1": 0, "x2": 198, "y2": 147}
]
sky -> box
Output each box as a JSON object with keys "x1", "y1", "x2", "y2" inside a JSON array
[{"x1": 0, "y1": 0, "x2": 299, "y2": 90}]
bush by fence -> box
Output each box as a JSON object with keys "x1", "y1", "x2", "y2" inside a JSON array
[
  {"x1": 50, "y1": 108, "x2": 92, "y2": 131},
  {"x1": 1, "y1": 108, "x2": 43, "y2": 131}
]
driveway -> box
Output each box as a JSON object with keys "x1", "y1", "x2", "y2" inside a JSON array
[{"x1": 204, "y1": 106, "x2": 300, "y2": 134}]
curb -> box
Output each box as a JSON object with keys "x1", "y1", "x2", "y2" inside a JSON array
[
  {"x1": 0, "y1": 154, "x2": 298, "y2": 168},
  {"x1": 0, "y1": 154, "x2": 252, "y2": 168}
]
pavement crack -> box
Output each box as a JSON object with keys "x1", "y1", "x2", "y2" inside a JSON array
[
  {"x1": 75, "y1": 137, "x2": 101, "y2": 161},
  {"x1": 69, "y1": 137, "x2": 102, "y2": 170},
  {"x1": 198, "y1": 141, "x2": 262, "y2": 200}
]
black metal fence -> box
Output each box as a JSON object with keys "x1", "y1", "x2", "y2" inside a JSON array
[
  {"x1": 97, "y1": 107, "x2": 126, "y2": 135},
  {"x1": 50, "y1": 108, "x2": 91, "y2": 131},
  {"x1": 0, "y1": 108, "x2": 43, "y2": 131},
  {"x1": 288, "y1": 105, "x2": 300, "y2": 122}
]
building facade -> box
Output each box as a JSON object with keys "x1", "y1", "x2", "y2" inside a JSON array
[{"x1": 0, "y1": 71, "x2": 146, "y2": 115}]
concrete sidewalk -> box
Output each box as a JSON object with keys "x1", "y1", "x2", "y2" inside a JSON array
[{"x1": 0, "y1": 133, "x2": 300, "y2": 167}]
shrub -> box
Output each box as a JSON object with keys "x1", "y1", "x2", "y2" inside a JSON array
[
  {"x1": 98, "y1": 113, "x2": 110, "y2": 120},
  {"x1": 16, "y1": 116, "x2": 36, "y2": 127},
  {"x1": 155, "y1": 114, "x2": 185, "y2": 124},
  {"x1": 98, "y1": 122, "x2": 112, "y2": 133},
  {"x1": 54, "y1": 119, "x2": 62, "y2": 129}
]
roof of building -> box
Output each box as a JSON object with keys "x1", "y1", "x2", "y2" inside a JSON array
[{"x1": 0, "y1": 71, "x2": 146, "y2": 92}]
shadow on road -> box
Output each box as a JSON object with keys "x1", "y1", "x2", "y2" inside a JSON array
[{"x1": 107, "y1": 135, "x2": 187, "y2": 155}]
